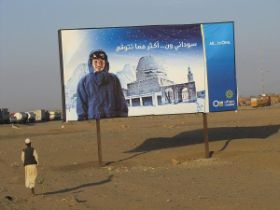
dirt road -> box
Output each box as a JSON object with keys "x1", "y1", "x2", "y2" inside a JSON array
[{"x1": 1, "y1": 106, "x2": 280, "y2": 210}]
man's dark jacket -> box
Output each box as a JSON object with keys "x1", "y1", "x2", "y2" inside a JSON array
[{"x1": 76, "y1": 56, "x2": 128, "y2": 120}]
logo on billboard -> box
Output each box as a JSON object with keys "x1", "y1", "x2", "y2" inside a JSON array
[
  {"x1": 225, "y1": 89, "x2": 234, "y2": 99},
  {"x1": 224, "y1": 100, "x2": 235, "y2": 107},
  {"x1": 212, "y1": 100, "x2": 224, "y2": 108},
  {"x1": 209, "y1": 40, "x2": 231, "y2": 46}
]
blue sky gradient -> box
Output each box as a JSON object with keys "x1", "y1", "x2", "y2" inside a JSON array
[{"x1": 0, "y1": 0, "x2": 279, "y2": 111}]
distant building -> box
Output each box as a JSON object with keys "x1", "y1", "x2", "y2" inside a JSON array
[
  {"x1": 125, "y1": 56, "x2": 197, "y2": 107},
  {"x1": 0, "y1": 108, "x2": 10, "y2": 124},
  {"x1": 33, "y1": 109, "x2": 47, "y2": 122}
]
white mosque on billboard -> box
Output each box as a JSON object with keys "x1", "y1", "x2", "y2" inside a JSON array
[{"x1": 123, "y1": 55, "x2": 197, "y2": 107}]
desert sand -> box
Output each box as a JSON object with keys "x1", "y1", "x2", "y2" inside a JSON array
[{"x1": 0, "y1": 105, "x2": 280, "y2": 210}]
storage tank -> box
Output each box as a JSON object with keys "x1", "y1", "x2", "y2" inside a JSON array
[
  {"x1": 48, "y1": 111, "x2": 61, "y2": 120},
  {"x1": 9, "y1": 113, "x2": 16, "y2": 123},
  {"x1": 258, "y1": 95, "x2": 271, "y2": 107},
  {"x1": 10, "y1": 112, "x2": 28, "y2": 123},
  {"x1": 26, "y1": 112, "x2": 36, "y2": 123},
  {"x1": 48, "y1": 111, "x2": 56, "y2": 120},
  {"x1": 33, "y1": 109, "x2": 47, "y2": 122}
]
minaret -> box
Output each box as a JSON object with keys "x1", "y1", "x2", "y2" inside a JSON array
[{"x1": 187, "y1": 66, "x2": 193, "y2": 82}]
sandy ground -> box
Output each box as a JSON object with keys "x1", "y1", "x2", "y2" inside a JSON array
[{"x1": 0, "y1": 105, "x2": 280, "y2": 210}]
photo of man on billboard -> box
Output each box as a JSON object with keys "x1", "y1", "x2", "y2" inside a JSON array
[{"x1": 76, "y1": 50, "x2": 128, "y2": 120}]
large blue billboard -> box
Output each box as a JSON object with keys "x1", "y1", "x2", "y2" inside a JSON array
[{"x1": 58, "y1": 22, "x2": 237, "y2": 121}]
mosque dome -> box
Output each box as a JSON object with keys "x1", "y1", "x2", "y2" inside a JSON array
[{"x1": 136, "y1": 56, "x2": 167, "y2": 80}]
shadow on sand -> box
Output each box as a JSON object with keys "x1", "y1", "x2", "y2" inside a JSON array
[
  {"x1": 105, "y1": 125, "x2": 280, "y2": 165},
  {"x1": 124, "y1": 124, "x2": 280, "y2": 154},
  {"x1": 38, "y1": 175, "x2": 113, "y2": 196}
]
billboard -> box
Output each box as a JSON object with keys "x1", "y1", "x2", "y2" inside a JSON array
[{"x1": 58, "y1": 22, "x2": 237, "y2": 121}]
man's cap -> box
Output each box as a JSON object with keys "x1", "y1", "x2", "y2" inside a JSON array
[
  {"x1": 91, "y1": 50, "x2": 108, "y2": 61},
  {"x1": 25, "y1": 138, "x2": 31, "y2": 144},
  {"x1": 88, "y1": 49, "x2": 110, "y2": 72}
]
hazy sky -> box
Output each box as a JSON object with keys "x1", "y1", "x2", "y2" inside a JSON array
[{"x1": 0, "y1": 0, "x2": 279, "y2": 112}]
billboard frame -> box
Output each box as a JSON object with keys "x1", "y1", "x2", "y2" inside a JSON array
[
  {"x1": 58, "y1": 21, "x2": 237, "y2": 122},
  {"x1": 57, "y1": 21, "x2": 237, "y2": 162}
]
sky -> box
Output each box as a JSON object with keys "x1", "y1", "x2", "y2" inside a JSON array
[{"x1": 0, "y1": 0, "x2": 279, "y2": 112}]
